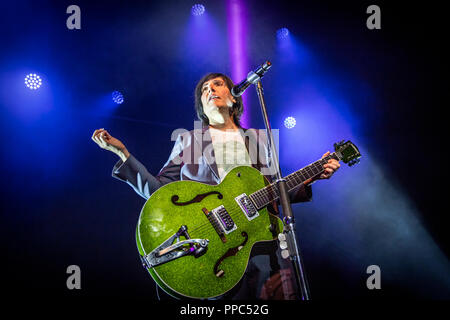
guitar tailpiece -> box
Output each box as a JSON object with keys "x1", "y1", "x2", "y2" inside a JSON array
[{"x1": 140, "y1": 226, "x2": 209, "y2": 269}]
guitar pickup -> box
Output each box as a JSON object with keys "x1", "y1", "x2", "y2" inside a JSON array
[
  {"x1": 211, "y1": 205, "x2": 236, "y2": 234},
  {"x1": 235, "y1": 194, "x2": 259, "y2": 221}
]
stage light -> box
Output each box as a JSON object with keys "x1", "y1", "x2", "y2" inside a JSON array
[
  {"x1": 284, "y1": 116, "x2": 296, "y2": 129},
  {"x1": 24, "y1": 73, "x2": 42, "y2": 90},
  {"x1": 112, "y1": 91, "x2": 124, "y2": 104},
  {"x1": 277, "y1": 27, "x2": 290, "y2": 40},
  {"x1": 191, "y1": 4, "x2": 205, "y2": 16}
]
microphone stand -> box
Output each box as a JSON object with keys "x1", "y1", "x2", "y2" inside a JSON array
[{"x1": 254, "y1": 77, "x2": 311, "y2": 301}]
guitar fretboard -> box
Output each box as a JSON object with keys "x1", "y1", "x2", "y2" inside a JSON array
[{"x1": 249, "y1": 152, "x2": 340, "y2": 209}]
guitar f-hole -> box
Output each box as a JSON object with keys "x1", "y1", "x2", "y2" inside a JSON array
[
  {"x1": 214, "y1": 231, "x2": 249, "y2": 277},
  {"x1": 171, "y1": 191, "x2": 223, "y2": 206}
]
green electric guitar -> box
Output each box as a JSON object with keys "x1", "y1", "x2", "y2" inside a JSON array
[{"x1": 136, "y1": 140, "x2": 361, "y2": 299}]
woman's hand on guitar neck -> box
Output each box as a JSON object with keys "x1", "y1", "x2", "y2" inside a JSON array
[
  {"x1": 320, "y1": 151, "x2": 340, "y2": 179},
  {"x1": 303, "y1": 151, "x2": 341, "y2": 185},
  {"x1": 91, "y1": 128, "x2": 130, "y2": 162}
]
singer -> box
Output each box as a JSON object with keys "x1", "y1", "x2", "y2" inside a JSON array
[{"x1": 91, "y1": 72, "x2": 340, "y2": 300}]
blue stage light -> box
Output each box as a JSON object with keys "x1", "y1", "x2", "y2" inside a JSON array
[
  {"x1": 284, "y1": 116, "x2": 296, "y2": 129},
  {"x1": 277, "y1": 27, "x2": 290, "y2": 40},
  {"x1": 112, "y1": 91, "x2": 124, "y2": 104},
  {"x1": 191, "y1": 4, "x2": 205, "y2": 16},
  {"x1": 24, "y1": 73, "x2": 42, "y2": 90}
]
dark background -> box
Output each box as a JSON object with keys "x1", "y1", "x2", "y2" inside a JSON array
[{"x1": 0, "y1": 0, "x2": 449, "y2": 305}]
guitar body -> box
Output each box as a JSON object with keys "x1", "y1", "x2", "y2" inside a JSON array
[
  {"x1": 136, "y1": 166, "x2": 283, "y2": 299},
  {"x1": 135, "y1": 140, "x2": 361, "y2": 299}
]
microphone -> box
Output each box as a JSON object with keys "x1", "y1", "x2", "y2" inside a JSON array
[{"x1": 231, "y1": 61, "x2": 272, "y2": 97}]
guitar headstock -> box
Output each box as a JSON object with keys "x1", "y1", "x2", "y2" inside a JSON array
[{"x1": 334, "y1": 140, "x2": 361, "y2": 167}]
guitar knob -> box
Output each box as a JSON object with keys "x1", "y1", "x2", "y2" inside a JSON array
[
  {"x1": 281, "y1": 249, "x2": 290, "y2": 259},
  {"x1": 278, "y1": 233, "x2": 288, "y2": 250}
]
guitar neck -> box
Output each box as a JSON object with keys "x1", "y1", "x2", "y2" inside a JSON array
[{"x1": 249, "y1": 152, "x2": 340, "y2": 209}]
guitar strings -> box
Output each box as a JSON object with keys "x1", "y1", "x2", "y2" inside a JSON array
[
  {"x1": 184, "y1": 175, "x2": 318, "y2": 235},
  {"x1": 184, "y1": 187, "x2": 278, "y2": 235},
  {"x1": 163, "y1": 190, "x2": 272, "y2": 236},
  {"x1": 148, "y1": 161, "x2": 331, "y2": 237},
  {"x1": 173, "y1": 204, "x2": 253, "y2": 236},
  {"x1": 158, "y1": 178, "x2": 302, "y2": 236},
  {"x1": 181, "y1": 201, "x2": 272, "y2": 236}
]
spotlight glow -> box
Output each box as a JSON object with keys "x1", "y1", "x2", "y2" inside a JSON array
[
  {"x1": 284, "y1": 116, "x2": 296, "y2": 129},
  {"x1": 24, "y1": 73, "x2": 42, "y2": 90},
  {"x1": 227, "y1": 0, "x2": 249, "y2": 128},
  {"x1": 191, "y1": 4, "x2": 205, "y2": 16},
  {"x1": 277, "y1": 27, "x2": 290, "y2": 40},
  {"x1": 112, "y1": 91, "x2": 124, "y2": 104}
]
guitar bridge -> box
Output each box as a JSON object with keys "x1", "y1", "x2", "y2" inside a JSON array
[
  {"x1": 202, "y1": 205, "x2": 236, "y2": 243},
  {"x1": 140, "y1": 225, "x2": 208, "y2": 269}
]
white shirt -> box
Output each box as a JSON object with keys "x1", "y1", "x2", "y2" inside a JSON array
[{"x1": 209, "y1": 127, "x2": 252, "y2": 180}]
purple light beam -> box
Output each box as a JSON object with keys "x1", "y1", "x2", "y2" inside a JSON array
[{"x1": 227, "y1": 0, "x2": 249, "y2": 128}]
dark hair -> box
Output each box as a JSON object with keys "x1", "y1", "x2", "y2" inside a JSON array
[{"x1": 194, "y1": 73, "x2": 244, "y2": 127}]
